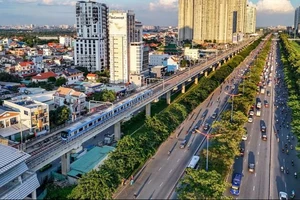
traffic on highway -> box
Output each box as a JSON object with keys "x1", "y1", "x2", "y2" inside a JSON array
[{"x1": 231, "y1": 38, "x2": 299, "y2": 199}]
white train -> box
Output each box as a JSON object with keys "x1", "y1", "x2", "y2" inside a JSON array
[{"x1": 61, "y1": 89, "x2": 153, "y2": 141}]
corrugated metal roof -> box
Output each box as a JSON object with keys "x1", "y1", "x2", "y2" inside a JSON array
[
  {"x1": 0, "y1": 144, "x2": 30, "y2": 175},
  {"x1": 68, "y1": 146, "x2": 114, "y2": 177},
  {"x1": 0, "y1": 162, "x2": 28, "y2": 188}
]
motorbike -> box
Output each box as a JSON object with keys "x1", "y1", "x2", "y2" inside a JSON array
[
  {"x1": 295, "y1": 173, "x2": 297, "y2": 178},
  {"x1": 281, "y1": 166, "x2": 284, "y2": 172},
  {"x1": 286, "y1": 169, "x2": 289, "y2": 174},
  {"x1": 292, "y1": 161, "x2": 294, "y2": 166},
  {"x1": 291, "y1": 145, "x2": 293, "y2": 150},
  {"x1": 291, "y1": 190, "x2": 295, "y2": 199}
]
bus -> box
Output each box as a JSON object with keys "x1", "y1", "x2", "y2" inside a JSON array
[
  {"x1": 187, "y1": 156, "x2": 200, "y2": 169},
  {"x1": 230, "y1": 173, "x2": 242, "y2": 195}
]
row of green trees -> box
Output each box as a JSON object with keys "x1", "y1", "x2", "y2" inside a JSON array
[
  {"x1": 280, "y1": 34, "x2": 300, "y2": 149},
  {"x1": 67, "y1": 37, "x2": 264, "y2": 199},
  {"x1": 177, "y1": 36, "x2": 272, "y2": 199}
]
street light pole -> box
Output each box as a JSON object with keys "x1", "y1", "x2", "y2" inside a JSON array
[
  {"x1": 224, "y1": 92, "x2": 242, "y2": 122},
  {"x1": 206, "y1": 136, "x2": 209, "y2": 171}
]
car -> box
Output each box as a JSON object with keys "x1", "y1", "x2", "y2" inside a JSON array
[
  {"x1": 279, "y1": 191, "x2": 288, "y2": 200},
  {"x1": 203, "y1": 123, "x2": 210, "y2": 131},
  {"x1": 202, "y1": 110, "x2": 208, "y2": 118},
  {"x1": 248, "y1": 163, "x2": 255, "y2": 172},
  {"x1": 261, "y1": 125, "x2": 266, "y2": 133},
  {"x1": 248, "y1": 116, "x2": 253, "y2": 123},
  {"x1": 264, "y1": 100, "x2": 269, "y2": 108},
  {"x1": 242, "y1": 135, "x2": 248, "y2": 141},
  {"x1": 211, "y1": 111, "x2": 218, "y2": 119},
  {"x1": 267, "y1": 91, "x2": 270, "y2": 96},
  {"x1": 180, "y1": 140, "x2": 187, "y2": 149}
]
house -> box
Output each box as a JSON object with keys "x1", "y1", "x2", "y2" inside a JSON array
[
  {"x1": 86, "y1": 73, "x2": 98, "y2": 82},
  {"x1": 32, "y1": 71, "x2": 57, "y2": 83},
  {"x1": 53, "y1": 87, "x2": 86, "y2": 121},
  {"x1": 61, "y1": 68, "x2": 84, "y2": 85},
  {"x1": 163, "y1": 56, "x2": 180, "y2": 72},
  {"x1": 15, "y1": 61, "x2": 37, "y2": 77}
]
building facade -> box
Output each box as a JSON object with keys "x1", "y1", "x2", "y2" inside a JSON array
[
  {"x1": 245, "y1": 4, "x2": 256, "y2": 34},
  {"x1": 178, "y1": 0, "x2": 247, "y2": 44},
  {"x1": 74, "y1": 1, "x2": 109, "y2": 72},
  {"x1": 59, "y1": 36, "x2": 74, "y2": 47},
  {"x1": 295, "y1": 6, "x2": 300, "y2": 34},
  {"x1": 109, "y1": 10, "x2": 135, "y2": 83}
]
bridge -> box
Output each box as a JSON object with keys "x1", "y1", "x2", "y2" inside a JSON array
[
  {"x1": 288, "y1": 38, "x2": 300, "y2": 41},
  {"x1": 25, "y1": 39, "x2": 254, "y2": 174}
]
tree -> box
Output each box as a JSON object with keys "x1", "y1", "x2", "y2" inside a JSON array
[
  {"x1": 48, "y1": 76, "x2": 56, "y2": 83},
  {"x1": 100, "y1": 89, "x2": 116, "y2": 102},
  {"x1": 177, "y1": 169, "x2": 227, "y2": 199},
  {"x1": 180, "y1": 59, "x2": 187, "y2": 68},
  {"x1": 0, "y1": 72, "x2": 21, "y2": 83},
  {"x1": 55, "y1": 77, "x2": 67, "y2": 87}
]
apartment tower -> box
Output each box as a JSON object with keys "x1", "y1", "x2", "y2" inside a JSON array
[
  {"x1": 245, "y1": 4, "x2": 256, "y2": 34},
  {"x1": 294, "y1": 6, "x2": 300, "y2": 35},
  {"x1": 74, "y1": 1, "x2": 109, "y2": 72},
  {"x1": 178, "y1": 0, "x2": 247, "y2": 43}
]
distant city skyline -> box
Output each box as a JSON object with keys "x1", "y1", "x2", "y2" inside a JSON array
[{"x1": 0, "y1": 0, "x2": 298, "y2": 27}]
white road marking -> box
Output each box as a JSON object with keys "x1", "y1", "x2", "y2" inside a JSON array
[
  {"x1": 259, "y1": 143, "x2": 261, "y2": 146},
  {"x1": 177, "y1": 159, "x2": 180, "y2": 162},
  {"x1": 160, "y1": 182, "x2": 163, "y2": 187},
  {"x1": 255, "y1": 173, "x2": 257, "y2": 177},
  {"x1": 253, "y1": 186, "x2": 255, "y2": 191},
  {"x1": 158, "y1": 167, "x2": 161, "y2": 171},
  {"x1": 184, "y1": 149, "x2": 187, "y2": 152},
  {"x1": 169, "y1": 169, "x2": 173, "y2": 174},
  {"x1": 167, "y1": 157, "x2": 170, "y2": 160},
  {"x1": 256, "y1": 161, "x2": 258, "y2": 165},
  {"x1": 148, "y1": 179, "x2": 152, "y2": 184},
  {"x1": 258, "y1": 151, "x2": 260, "y2": 155},
  {"x1": 247, "y1": 149, "x2": 249, "y2": 153},
  {"x1": 283, "y1": 159, "x2": 285, "y2": 163}
]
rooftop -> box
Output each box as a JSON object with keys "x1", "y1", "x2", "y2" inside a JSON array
[
  {"x1": 32, "y1": 71, "x2": 57, "y2": 80},
  {"x1": 0, "y1": 144, "x2": 30, "y2": 174},
  {"x1": 68, "y1": 146, "x2": 114, "y2": 178}
]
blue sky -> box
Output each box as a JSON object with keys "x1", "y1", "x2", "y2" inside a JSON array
[{"x1": 0, "y1": 0, "x2": 298, "y2": 27}]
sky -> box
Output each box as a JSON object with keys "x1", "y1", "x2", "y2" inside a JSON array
[{"x1": 0, "y1": 0, "x2": 298, "y2": 27}]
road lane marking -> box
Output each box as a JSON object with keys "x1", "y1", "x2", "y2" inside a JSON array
[
  {"x1": 160, "y1": 182, "x2": 163, "y2": 187},
  {"x1": 247, "y1": 149, "x2": 249, "y2": 153},
  {"x1": 158, "y1": 167, "x2": 162, "y2": 171},
  {"x1": 256, "y1": 161, "x2": 258, "y2": 165},
  {"x1": 148, "y1": 179, "x2": 152, "y2": 184},
  {"x1": 167, "y1": 157, "x2": 170, "y2": 160},
  {"x1": 253, "y1": 186, "x2": 255, "y2": 191},
  {"x1": 184, "y1": 149, "x2": 187, "y2": 152},
  {"x1": 169, "y1": 169, "x2": 173, "y2": 174},
  {"x1": 255, "y1": 173, "x2": 257, "y2": 177},
  {"x1": 177, "y1": 159, "x2": 180, "y2": 162},
  {"x1": 258, "y1": 151, "x2": 260, "y2": 155},
  {"x1": 259, "y1": 143, "x2": 261, "y2": 146}
]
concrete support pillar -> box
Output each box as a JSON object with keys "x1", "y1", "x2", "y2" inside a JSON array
[
  {"x1": 212, "y1": 66, "x2": 215, "y2": 71},
  {"x1": 194, "y1": 76, "x2": 198, "y2": 84},
  {"x1": 204, "y1": 71, "x2": 208, "y2": 77},
  {"x1": 145, "y1": 103, "x2": 151, "y2": 117},
  {"x1": 114, "y1": 121, "x2": 121, "y2": 141},
  {"x1": 166, "y1": 91, "x2": 171, "y2": 105},
  {"x1": 31, "y1": 190, "x2": 37, "y2": 199},
  {"x1": 181, "y1": 82, "x2": 186, "y2": 93},
  {"x1": 218, "y1": 62, "x2": 222, "y2": 67},
  {"x1": 61, "y1": 152, "x2": 70, "y2": 175}
]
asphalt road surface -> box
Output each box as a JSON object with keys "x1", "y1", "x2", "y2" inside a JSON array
[
  {"x1": 115, "y1": 40, "x2": 263, "y2": 200},
  {"x1": 234, "y1": 39, "x2": 300, "y2": 199}
]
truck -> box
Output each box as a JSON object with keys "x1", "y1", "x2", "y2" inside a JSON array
[
  {"x1": 260, "y1": 88, "x2": 265, "y2": 94},
  {"x1": 104, "y1": 134, "x2": 115, "y2": 145},
  {"x1": 256, "y1": 109, "x2": 261, "y2": 117},
  {"x1": 256, "y1": 101, "x2": 262, "y2": 109}
]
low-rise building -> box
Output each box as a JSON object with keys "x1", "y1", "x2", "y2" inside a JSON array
[
  {"x1": 15, "y1": 61, "x2": 37, "y2": 77},
  {"x1": 31, "y1": 71, "x2": 57, "y2": 83},
  {"x1": 0, "y1": 144, "x2": 40, "y2": 199},
  {"x1": 86, "y1": 73, "x2": 98, "y2": 82},
  {"x1": 60, "y1": 68, "x2": 84, "y2": 85},
  {"x1": 53, "y1": 87, "x2": 86, "y2": 121},
  {"x1": 149, "y1": 53, "x2": 170, "y2": 66},
  {"x1": 3, "y1": 97, "x2": 50, "y2": 136},
  {"x1": 163, "y1": 56, "x2": 180, "y2": 72},
  {"x1": 151, "y1": 65, "x2": 167, "y2": 78},
  {"x1": 184, "y1": 47, "x2": 200, "y2": 61}
]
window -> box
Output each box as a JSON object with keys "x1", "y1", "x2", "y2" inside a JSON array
[{"x1": 24, "y1": 110, "x2": 28, "y2": 115}]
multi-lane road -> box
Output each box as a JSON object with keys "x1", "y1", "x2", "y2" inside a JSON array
[
  {"x1": 114, "y1": 38, "x2": 266, "y2": 200},
  {"x1": 234, "y1": 38, "x2": 300, "y2": 199}
]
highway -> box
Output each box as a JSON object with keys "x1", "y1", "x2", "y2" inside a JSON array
[
  {"x1": 236, "y1": 38, "x2": 300, "y2": 199},
  {"x1": 25, "y1": 40, "x2": 253, "y2": 171},
  {"x1": 114, "y1": 39, "x2": 265, "y2": 200}
]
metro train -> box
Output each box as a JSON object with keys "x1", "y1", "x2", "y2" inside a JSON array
[{"x1": 61, "y1": 89, "x2": 153, "y2": 141}]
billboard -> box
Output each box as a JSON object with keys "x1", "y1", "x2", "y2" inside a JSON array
[{"x1": 109, "y1": 13, "x2": 127, "y2": 35}]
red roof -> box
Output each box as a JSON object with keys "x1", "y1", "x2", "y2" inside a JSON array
[
  {"x1": 87, "y1": 73, "x2": 97, "y2": 78},
  {"x1": 19, "y1": 61, "x2": 34, "y2": 67},
  {"x1": 22, "y1": 72, "x2": 37, "y2": 77},
  {"x1": 32, "y1": 71, "x2": 57, "y2": 80}
]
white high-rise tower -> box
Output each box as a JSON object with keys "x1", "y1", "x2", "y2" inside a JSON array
[{"x1": 74, "y1": 1, "x2": 109, "y2": 72}]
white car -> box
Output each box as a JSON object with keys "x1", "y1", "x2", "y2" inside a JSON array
[
  {"x1": 242, "y1": 135, "x2": 248, "y2": 141},
  {"x1": 279, "y1": 191, "x2": 288, "y2": 200},
  {"x1": 248, "y1": 116, "x2": 253, "y2": 123}
]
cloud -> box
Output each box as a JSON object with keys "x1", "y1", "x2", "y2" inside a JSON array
[
  {"x1": 255, "y1": 0, "x2": 294, "y2": 14},
  {"x1": 149, "y1": 0, "x2": 177, "y2": 11},
  {"x1": 39, "y1": 0, "x2": 76, "y2": 6}
]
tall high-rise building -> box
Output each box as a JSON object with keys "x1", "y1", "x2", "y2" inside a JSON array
[
  {"x1": 74, "y1": 1, "x2": 109, "y2": 72},
  {"x1": 109, "y1": 10, "x2": 136, "y2": 83},
  {"x1": 245, "y1": 4, "x2": 256, "y2": 34},
  {"x1": 294, "y1": 7, "x2": 300, "y2": 34},
  {"x1": 178, "y1": 0, "x2": 247, "y2": 43},
  {"x1": 178, "y1": 0, "x2": 194, "y2": 41}
]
